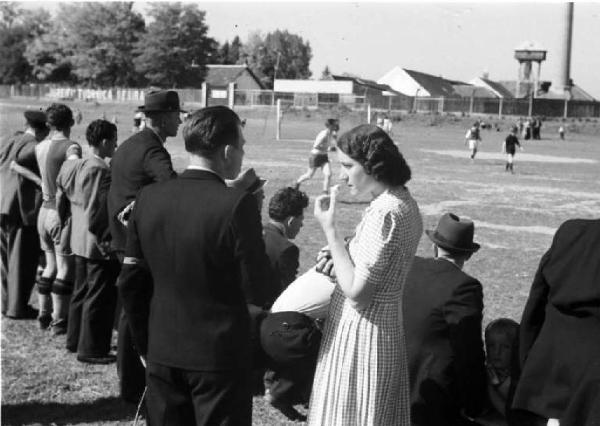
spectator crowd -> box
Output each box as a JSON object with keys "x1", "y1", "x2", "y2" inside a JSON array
[{"x1": 0, "y1": 90, "x2": 598, "y2": 426}]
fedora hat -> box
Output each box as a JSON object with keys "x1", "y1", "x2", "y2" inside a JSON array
[
  {"x1": 24, "y1": 110, "x2": 47, "y2": 128},
  {"x1": 138, "y1": 90, "x2": 186, "y2": 113},
  {"x1": 425, "y1": 213, "x2": 480, "y2": 253},
  {"x1": 226, "y1": 168, "x2": 267, "y2": 194}
]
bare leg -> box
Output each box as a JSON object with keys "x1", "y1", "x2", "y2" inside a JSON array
[
  {"x1": 322, "y1": 163, "x2": 332, "y2": 193},
  {"x1": 297, "y1": 167, "x2": 317, "y2": 185},
  {"x1": 52, "y1": 254, "x2": 74, "y2": 324}
]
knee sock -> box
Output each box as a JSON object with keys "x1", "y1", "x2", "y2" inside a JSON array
[
  {"x1": 36, "y1": 276, "x2": 54, "y2": 316},
  {"x1": 51, "y1": 279, "x2": 73, "y2": 322}
]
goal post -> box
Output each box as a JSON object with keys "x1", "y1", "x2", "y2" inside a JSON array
[{"x1": 275, "y1": 99, "x2": 371, "y2": 142}]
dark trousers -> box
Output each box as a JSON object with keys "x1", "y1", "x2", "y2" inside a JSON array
[
  {"x1": 66, "y1": 255, "x2": 119, "y2": 356},
  {"x1": 260, "y1": 312, "x2": 322, "y2": 405},
  {"x1": 117, "y1": 309, "x2": 146, "y2": 403},
  {"x1": 146, "y1": 362, "x2": 252, "y2": 426},
  {"x1": 0, "y1": 215, "x2": 40, "y2": 317}
]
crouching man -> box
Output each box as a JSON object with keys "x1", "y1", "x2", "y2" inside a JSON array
[{"x1": 260, "y1": 267, "x2": 335, "y2": 421}]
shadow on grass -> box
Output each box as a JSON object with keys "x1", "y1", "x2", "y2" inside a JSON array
[{"x1": 1, "y1": 396, "x2": 137, "y2": 425}]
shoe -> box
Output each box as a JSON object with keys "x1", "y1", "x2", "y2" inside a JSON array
[
  {"x1": 268, "y1": 396, "x2": 306, "y2": 421},
  {"x1": 6, "y1": 306, "x2": 39, "y2": 320},
  {"x1": 38, "y1": 313, "x2": 52, "y2": 330},
  {"x1": 50, "y1": 319, "x2": 68, "y2": 336},
  {"x1": 77, "y1": 354, "x2": 116, "y2": 365}
]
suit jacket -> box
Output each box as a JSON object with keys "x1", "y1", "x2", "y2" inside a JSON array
[
  {"x1": 56, "y1": 156, "x2": 111, "y2": 260},
  {"x1": 263, "y1": 222, "x2": 299, "y2": 292},
  {"x1": 107, "y1": 128, "x2": 176, "y2": 251},
  {"x1": 0, "y1": 132, "x2": 41, "y2": 226},
  {"x1": 513, "y1": 219, "x2": 600, "y2": 419},
  {"x1": 118, "y1": 169, "x2": 279, "y2": 371},
  {"x1": 403, "y1": 256, "x2": 487, "y2": 426}
]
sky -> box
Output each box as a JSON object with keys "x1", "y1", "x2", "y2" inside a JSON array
[{"x1": 19, "y1": 1, "x2": 600, "y2": 99}]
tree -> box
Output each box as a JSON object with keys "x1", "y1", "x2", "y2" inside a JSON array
[
  {"x1": 134, "y1": 3, "x2": 217, "y2": 88},
  {"x1": 241, "y1": 29, "x2": 311, "y2": 89},
  {"x1": 218, "y1": 41, "x2": 230, "y2": 64},
  {"x1": 0, "y1": 4, "x2": 51, "y2": 84},
  {"x1": 228, "y1": 35, "x2": 243, "y2": 64},
  {"x1": 25, "y1": 2, "x2": 145, "y2": 86},
  {"x1": 320, "y1": 66, "x2": 332, "y2": 80},
  {"x1": 217, "y1": 36, "x2": 244, "y2": 65}
]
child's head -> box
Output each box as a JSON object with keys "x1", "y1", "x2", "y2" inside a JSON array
[
  {"x1": 326, "y1": 118, "x2": 339, "y2": 132},
  {"x1": 86, "y1": 119, "x2": 118, "y2": 159},
  {"x1": 485, "y1": 318, "x2": 519, "y2": 373}
]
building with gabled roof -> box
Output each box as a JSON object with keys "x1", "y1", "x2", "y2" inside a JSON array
[
  {"x1": 378, "y1": 66, "x2": 463, "y2": 97},
  {"x1": 204, "y1": 64, "x2": 264, "y2": 90},
  {"x1": 452, "y1": 84, "x2": 498, "y2": 99},
  {"x1": 469, "y1": 77, "x2": 515, "y2": 98}
]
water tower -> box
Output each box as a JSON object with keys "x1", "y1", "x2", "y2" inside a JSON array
[{"x1": 514, "y1": 41, "x2": 547, "y2": 98}]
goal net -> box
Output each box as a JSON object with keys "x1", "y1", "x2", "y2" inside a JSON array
[{"x1": 275, "y1": 99, "x2": 371, "y2": 142}]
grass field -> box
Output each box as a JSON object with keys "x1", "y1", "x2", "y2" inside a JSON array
[{"x1": 1, "y1": 97, "x2": 599, "y2": 425}]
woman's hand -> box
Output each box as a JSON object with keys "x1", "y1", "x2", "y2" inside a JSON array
[{"x1": 314, "y1": 185, "x2": 340, "y2": 233}]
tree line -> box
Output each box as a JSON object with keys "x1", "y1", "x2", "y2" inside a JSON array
[{"x1": 0, "y1": 2, "x2": 313, "y2": 89}]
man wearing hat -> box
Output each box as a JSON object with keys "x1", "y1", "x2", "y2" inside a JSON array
[
  {"x1": 107, "y1": 89, "x2": 182, "y2": 403},
  {"x1": 403, "y1": 212, "x2": 487, "y2": 426},
  {"x1": 0, "y1": 110, "x2": 49, "y2": 319}
]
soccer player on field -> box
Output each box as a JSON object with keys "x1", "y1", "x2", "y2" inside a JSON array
[
  {"x1": 295, "y1": 118, "x2": 339, "y2": 193},
  {"x1": 502, "y1": 125, "x2": 523, "y2": 174},
  {"x1": 465, "y1": 121, "x2": 482, "y2": 161}
]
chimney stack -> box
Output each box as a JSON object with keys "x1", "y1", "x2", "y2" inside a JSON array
[{"x1": 553, "y1": 2, "x2": 574, "y2": 96}]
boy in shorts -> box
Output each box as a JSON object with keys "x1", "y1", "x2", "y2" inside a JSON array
[
  {"x1": 35, "y1": 103, "x2": 81, "y2": 334},
  {"x1": 465, "y1": 121, "x2": 482, "y2": 161},
  {"x1": 295, "y1": 119, "x2": 339, "y2": 193}
]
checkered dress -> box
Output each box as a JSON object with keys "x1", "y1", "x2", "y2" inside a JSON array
[{"x1": 308, "y1": 187, "x2": 422, "y2": 426}]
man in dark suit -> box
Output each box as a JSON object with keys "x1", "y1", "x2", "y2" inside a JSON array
[
  {"x1": 108, "y1": 90, "x2": 182, "y2": 403},
  {"x1": 512, "y1": 219, "x2": 600, "y2": 426},
  {"x1": 1, "y1": 110, "x2": 48, "y2": 319},
  {"x1": 403, "y1": 213, "x2": 487, "y2": 426},
  {"x1": 118, "y1": 106, "x2": 277, "y2": 425},
  {"x1": 263, "y1": 186, "x2": 309, "y2": 292}
]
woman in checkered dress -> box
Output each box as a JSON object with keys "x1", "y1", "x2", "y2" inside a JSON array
[{"x1": 309, "y1": 124, "x2": 422, "y2": 425}]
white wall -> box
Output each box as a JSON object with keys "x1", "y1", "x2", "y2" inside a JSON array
[
  {"x1": 378, "y1": 66, "x2": 429, "y2": 97},
  {"x1": 274, "y1": 79, "x2": 353, "y2": 94}
]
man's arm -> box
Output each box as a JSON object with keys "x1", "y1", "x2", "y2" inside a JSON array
[
  {"x1": 519, "y1": 250, "x2": 551, "y2": 367},
  {"x1": 10, "y1": 161, "x2": 42, "y2": 187},
  {"x1": 143, "y1": 144, "x2": 177, "y2": 182},
  {"x1": 278, "y1": 244, "x2": 300, "y2": 290},
  {"x1": 443, "y1": 279, "x2": 487, "y2": 418},
  {"x1": 117, "y1": 197, "x2": 152, "y2": 358},
  {"x1": 231, "y1": 193, "x2": 280, "y2": 308},
  {"x1": 88, "y1": 167, "x2": 112, "y2": 253}
]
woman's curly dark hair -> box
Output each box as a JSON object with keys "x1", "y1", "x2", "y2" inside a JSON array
[{"x1": 337, "y1": 124, "x2": 411, "y2": 186}]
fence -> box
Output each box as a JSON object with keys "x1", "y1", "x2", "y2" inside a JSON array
[{"x1": 1, "y1": 84, "x2": 599, "y2": 118}]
